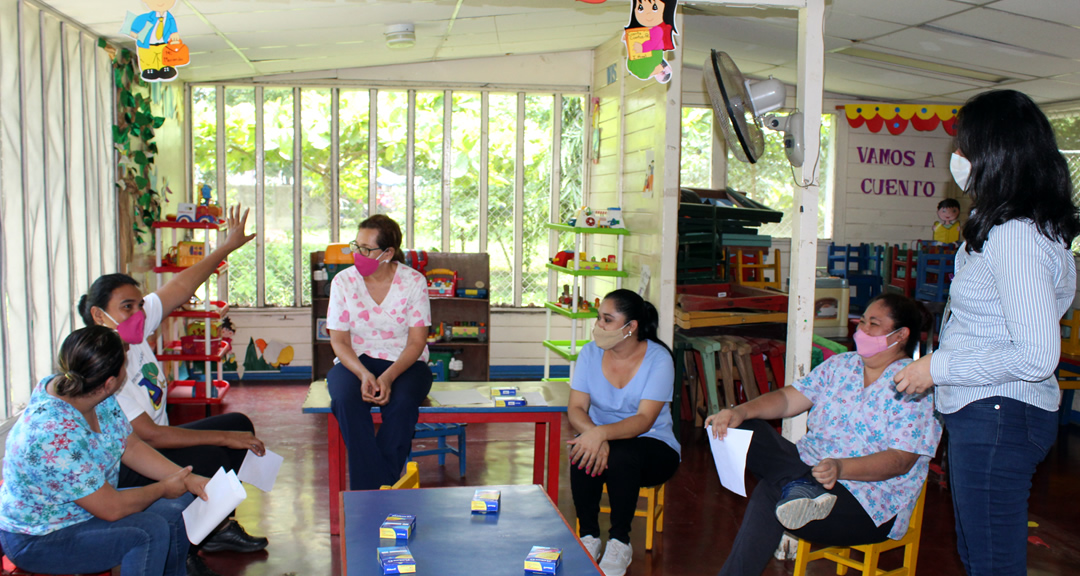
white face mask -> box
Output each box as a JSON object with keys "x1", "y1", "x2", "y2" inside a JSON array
[{"x1": 950, "y1": 152, "x2": 972, "y2": 192}]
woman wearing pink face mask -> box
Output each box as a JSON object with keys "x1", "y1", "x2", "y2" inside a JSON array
[
  {"x1": 705, "y1": 293, "x2": 941, "y2": 576},
  {"x1": 325, "y1": 214, "x2": 432, "y2": 490},
  {"x1": 79, "y1": 204, "x2": 266, "y2": 576}
]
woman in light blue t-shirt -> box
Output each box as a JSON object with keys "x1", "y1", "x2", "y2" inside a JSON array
[{"x1": 568, "y1": 289, "x2": 680, "y2": 576}]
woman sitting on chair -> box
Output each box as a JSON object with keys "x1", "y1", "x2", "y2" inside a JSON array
[
  {"x1": 0, "y1": 326, "x2": 208, "y2": 576},
  {"x1": 568, "y1": 289, "x2": 680, "y2": 576},
  {"x1": 326, "y1": 214, "x2": 433, "y2": 490},
  {"x1": 707, "y1": 293, "x2": 942, "y2": 576}
]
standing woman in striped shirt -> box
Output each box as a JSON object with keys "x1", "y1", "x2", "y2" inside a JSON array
[{"x1": 894, "y1": 89, "x2": 1080, "y2": 576}]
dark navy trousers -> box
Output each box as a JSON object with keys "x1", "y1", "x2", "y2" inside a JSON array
[{"x1": 328, "y1": 355, "x2": 433, "y2": 490}]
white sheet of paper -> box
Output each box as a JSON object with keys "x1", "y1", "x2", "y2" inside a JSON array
[
  {"x1": 237, "y1": 448, "x2": 283, "y2": 493},
  {"x1": 429, "y1": 389, "x2": 491, "y2": 406},
  {"x1": 183, "y1": 468, "x2": 248, "y2": 545},
  {"x1": 706, "y1": 425, "x2": 754, "y2": 497},
  {"x1": 520, "y1": 391, "x2": 548, "y2": 407}
]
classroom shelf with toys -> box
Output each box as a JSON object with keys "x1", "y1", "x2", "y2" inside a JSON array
[
  {"x1": 542, "y1": 209, "x2": 628, "y2": 381},
  {"x1": 310, "y1": 249, "x2": 490, "y2": 382},
  {"x1": 152, "y1": 216, "x2": 231, "y2": 409}
]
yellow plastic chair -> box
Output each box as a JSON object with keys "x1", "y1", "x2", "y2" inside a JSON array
[
  {"x1": 792, "y1": 482, "x2": 927, "y2": 576},
  {"x1": 576, "y1": 483, "x2": 665, "y2": 551},
  {"x1": 380, "y1": 461, "x2": 420, "y2": 490}
]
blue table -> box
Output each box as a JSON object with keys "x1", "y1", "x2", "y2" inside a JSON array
[{"x1": 342, "y1": 485, "x2": 601, "y2": 575}]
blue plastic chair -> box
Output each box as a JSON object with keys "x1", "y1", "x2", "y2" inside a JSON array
[
  {"x1": 915, "y1": 251, "x2": 956, "y2": 303},
  {"x1": 410, "y1": 423, "x2": 467, "y2": 477}
]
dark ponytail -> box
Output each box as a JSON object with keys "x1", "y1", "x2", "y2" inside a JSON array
[
  {"x1": 79, "y1": 274, "x2": 139, "y2": 326},
  {"x1": 54, "y1": 326, "x2": 126, "y2": 397},
  {"x1": 603, "y1": 289, "x2": 673, "y2": 354}
]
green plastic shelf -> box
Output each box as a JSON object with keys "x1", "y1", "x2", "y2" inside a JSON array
[
  {"x1": 545, "y1": 263, "x2": 628, "y2": 277},
  {"x1": 543, "y1": 339, "x2": 592, "y2": 362},
  {"x1": 544, "y1": 302, "x2": 598, "y2": 319},
  {"x1": 545, "y1": 223, "x2": 630, "y2": 235}
]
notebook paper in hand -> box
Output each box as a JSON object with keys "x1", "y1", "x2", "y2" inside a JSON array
[
  {"x1": 237, "y1": 448, "x2": 284, "y2": 493},
  {"x1": 183, "y1": 467, "x2": 248, "y2": 544},
  {"x1": 705, "y1": 425, "x2": 753, "y2": 497}
]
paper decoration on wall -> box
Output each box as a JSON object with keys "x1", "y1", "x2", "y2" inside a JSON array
[
  {"x1": 842, "y1": 104, "x2": 959, "y2": 136},
  {"x1": 120, "y1": 0, "x2": 189, "y2": 82},
  {"x1": 623, "y1": 0, "x2": 679, "y2": 84}
]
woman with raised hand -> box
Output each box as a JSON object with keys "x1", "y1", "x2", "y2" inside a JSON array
[{"x1": 80, "y1": 204, "x2": 267, "y2": 576}]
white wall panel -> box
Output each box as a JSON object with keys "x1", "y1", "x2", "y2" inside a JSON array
[{"x1": 42, "y1": 13, "x2": 70, "y2": 354}]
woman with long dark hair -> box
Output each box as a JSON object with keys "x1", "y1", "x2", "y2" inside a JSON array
[
  {"x1": 568, "y1": 289, "x2": 680, "y2": 576},
  {"x1": 895, "y1": 89, "x2": 1080, "y2": 575}
]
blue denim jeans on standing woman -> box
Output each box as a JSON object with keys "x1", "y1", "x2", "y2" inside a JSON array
[
  {"x1": 0, "y1": 493, "x2": 193, "y2": 576},
  {"x1": 944, "y1": 396, "x2": 1057, "y2": 576}
]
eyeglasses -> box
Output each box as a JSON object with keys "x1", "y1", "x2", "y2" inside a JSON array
[{"x1": 348, "y1": 241, "x2": 384, "y2": 257}]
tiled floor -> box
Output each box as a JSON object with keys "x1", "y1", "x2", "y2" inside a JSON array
[{"x1": 185, "y1": 381, "x2": 1080, "y2": 576}]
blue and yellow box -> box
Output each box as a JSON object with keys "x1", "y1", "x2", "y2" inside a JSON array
[
  {"x1": 377, "y1": 546, "x2": 416, "y2": 574},
  {"x1": 471, "y1": 489, "x2": 501, "y2": 514},
  {"x1": 379, "y1": 514, "x2": 416, "y2": 540},
  {"x1": 524, "y1": 546, "x2": 562, "y2": 575},
  {"x1": 490, "y1": 386, "x2": 518, "y2": 397},
  {"x1": 494, "y1": 396, "x2": 527, "y2": 407}
]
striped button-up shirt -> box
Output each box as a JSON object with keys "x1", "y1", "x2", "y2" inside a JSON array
[{"x1": 931, "y1": 219, "x2": 1075, "y2": 414}]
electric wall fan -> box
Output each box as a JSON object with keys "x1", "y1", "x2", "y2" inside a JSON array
[{"x1": 704, "y1": 49, "x2": 804, "y2": 167}]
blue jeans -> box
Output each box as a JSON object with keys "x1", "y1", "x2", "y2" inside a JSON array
[
  {"x1": 944, "y1": 396, "x2": 1057, "y2": 576},
  {"x1": 0, "y1": 493, "x2": 193, "y2": 576}
]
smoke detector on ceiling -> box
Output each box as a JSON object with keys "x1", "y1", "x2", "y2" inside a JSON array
[{"x1": 385, "y1": 23, "x2": 416, "y2": 49}]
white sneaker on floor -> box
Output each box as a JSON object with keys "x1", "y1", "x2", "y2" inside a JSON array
[
  {"x1": 598, "y1": 538, "x2": 632, "y2": 576},
  {"x1": 580, "y1": 535, "x2": 602, "y2": 561}
]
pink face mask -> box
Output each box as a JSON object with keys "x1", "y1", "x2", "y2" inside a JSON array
[
  {"x1": 853, "y1": 327, "x2": 900, "y2": 358},
  {"x1": 353, "y1": 252, "x2": 384, "y2": 277},
  {"x1": 102, "y1": 309, "x2": 147, "y2": 345}
]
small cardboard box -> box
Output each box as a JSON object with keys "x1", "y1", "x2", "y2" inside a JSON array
[
  {"x1": 379, "y1": 514, "x2": 416, "y2": 540},
  {"x1": 494, "y1": 397, "x2": 527, "y2": 407},
  {"x1": 524, "y1": 546, "x2": 562, "y2": 575},
  {"x1": 490, "y1": 386, "x2": 519, "y2": 397},
  {"x1": 471, "y1": 489, "x2": 501, "y2": 514},
  {"x1": 377, "y1": 546, "x2": 416, "y2": 574}
]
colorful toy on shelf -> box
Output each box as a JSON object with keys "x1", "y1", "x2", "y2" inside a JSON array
[
  {"x1": 577, "y1": 255, "x2": 619, "y2": 271},
  {"x1": 567, "y1": 206, "x2": 625, "y2": 229},
  {"x1": 166, "y1": 241, "x2": 205, "y2": 268},
  {"x1": 558, "y1": 284, "x2": 573, "y2": 306},
  {"x1": 551, "y1": 250, "x2": 577, "y2": 268},
  {"x1": 174, "y1": 202, "x2": 197, "y2": 222},
  {"x1": 427, "y1": 321, "x2": 488, "y2": 343},
  {"x1": 455, "y1": 288, "x2": 488, "y2": 298},
  {"x1": 405, "y1": 250, "x2": 429, "y2": 275},
  {"x1": 195, "y1": 183, "x2": 223, "y2": 223},
  {"x1": 426, "y1": 268, "x2": 459, "y2": 298},
  {"x1": 427, "y1": 322, "x2": 445, "y2": 343}
]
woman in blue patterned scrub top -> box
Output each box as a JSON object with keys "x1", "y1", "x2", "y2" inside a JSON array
[
  {"x1": 709, "y1": 294, "x2": 942, "y2": 576},
  {"x1": 0, "y1": 326, "x2": 209, "y2": 576}
]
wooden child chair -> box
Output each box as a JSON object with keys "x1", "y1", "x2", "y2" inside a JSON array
[
  {"x1": 792, "y1": 482, "x2": 927, "y2": 576},
  {"x1": 576, "y1": 483, "x2": 666, "y2": 551}
]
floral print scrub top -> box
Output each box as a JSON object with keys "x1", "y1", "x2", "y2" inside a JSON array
[
  {"x1": 0, "y1": 378, "x2": 133, "y2": 535},
  {"x1": 326, "y1": 263, "x2": 431, "y2": 363},
  {"x1": 792, "y1": 352, "x2": 942, "y2": 539}
]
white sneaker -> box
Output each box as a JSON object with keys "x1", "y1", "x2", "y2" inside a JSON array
[
  {"x1": 598, "y1": 538, "x2": 632, "y2": 576},
  {"x1": 580, "y1": 534, "x2": 602, "y2": 561}
]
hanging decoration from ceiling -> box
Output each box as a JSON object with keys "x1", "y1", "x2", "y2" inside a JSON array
[
  {"x1": 842, "y1": 104, "x2": 960, "y2": 136},
  {"x1": 624, "y1": 0, "x2": 679, "y2": 84},
  {"x1": 120, "y1": 0, "x2": 189, "y2": 83}
]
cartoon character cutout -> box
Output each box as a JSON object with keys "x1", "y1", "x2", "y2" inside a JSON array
[
  {"x1": 624, "y1": 0, "x2": 679, "y2": 83},
  {"x1": 137, "y1": 362, "x2": 164, "y2": 410},
  {"x1": 121, "y1": 0, "x2": 189, "y2": 82},
  {"x1": 932, "y1": 198, "x2": 962, "y2": 244}
]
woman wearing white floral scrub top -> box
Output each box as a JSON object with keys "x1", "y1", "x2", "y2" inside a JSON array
[{"x1": 326, "y1": 214, "x2": 432, "y2": 490}]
